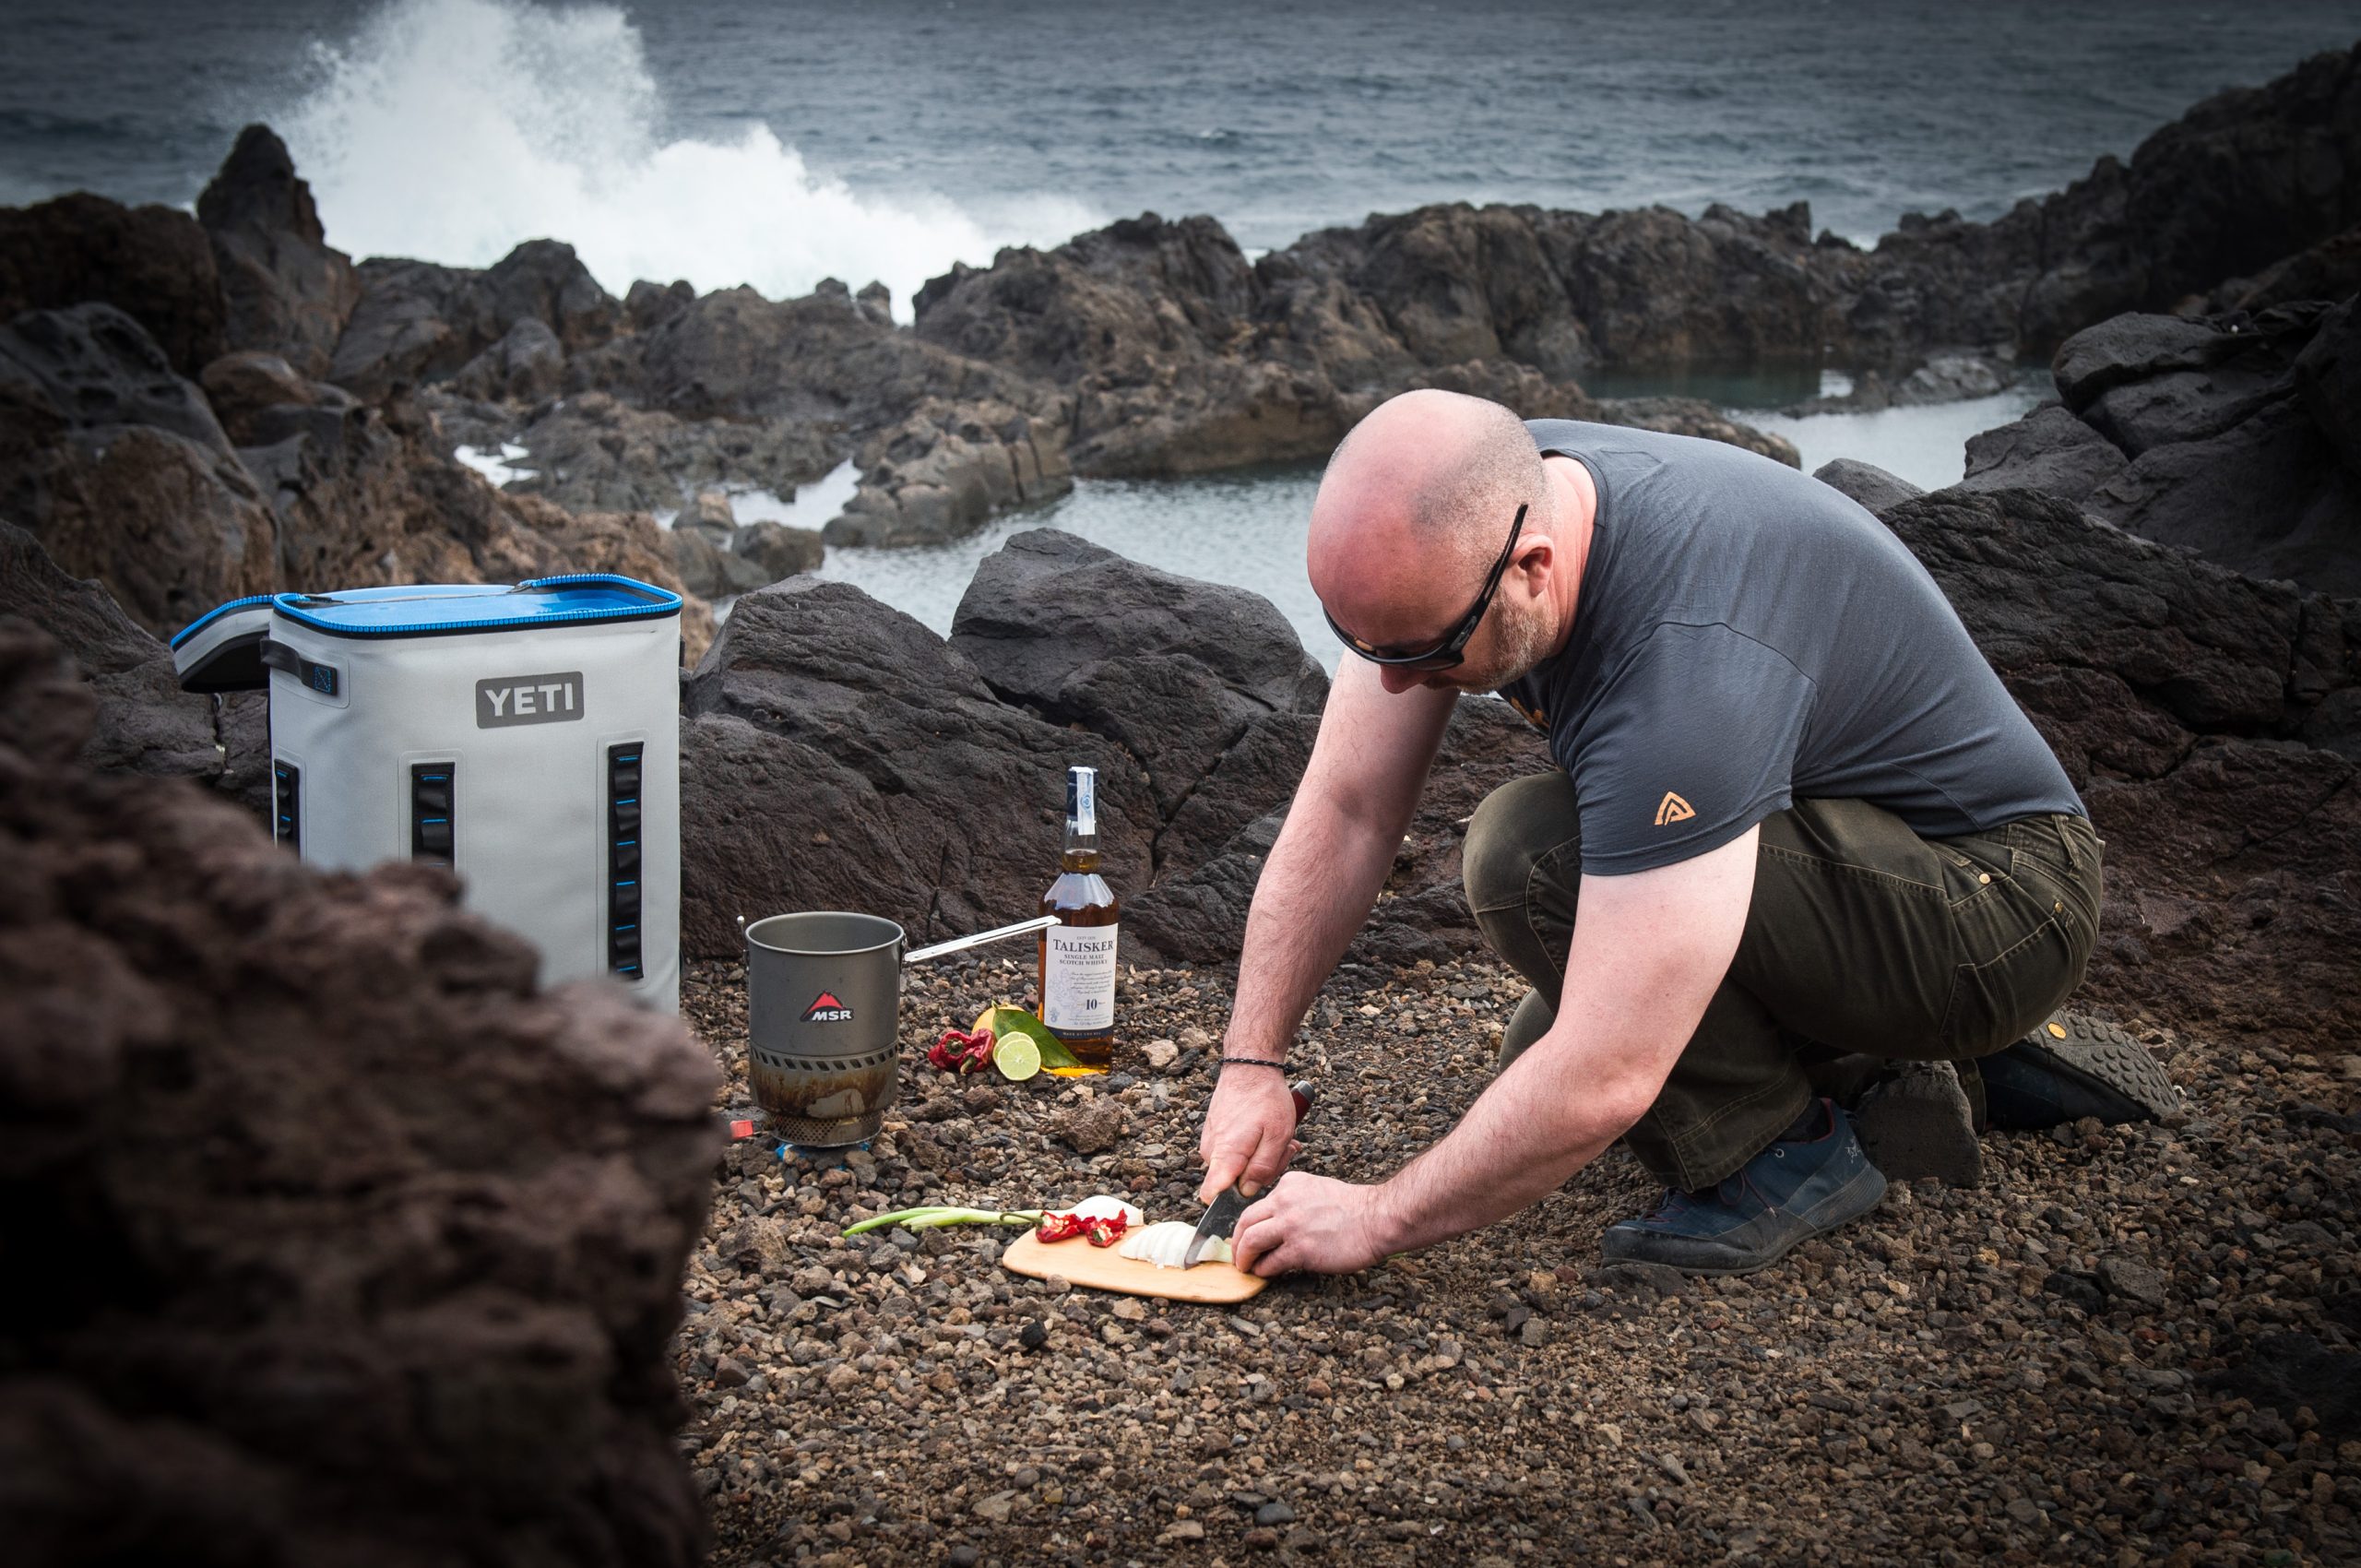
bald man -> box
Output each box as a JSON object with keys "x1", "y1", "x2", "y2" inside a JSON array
[{"x1": 1204, "y1": 390, "x2": 2176, "y2": 1278}]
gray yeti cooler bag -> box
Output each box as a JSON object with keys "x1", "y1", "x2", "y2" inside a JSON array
[{"x1": 172, "y1": 576, "x2": 682, "y2": 1011}]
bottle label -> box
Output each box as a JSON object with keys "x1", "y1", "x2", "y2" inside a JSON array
[{"x1": 1042, "y1": 922, "x2": 1118, "y2": 1033}]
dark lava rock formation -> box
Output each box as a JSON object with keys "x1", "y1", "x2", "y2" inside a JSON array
[
  {"x1": 1964, "y1": 302, "x2": 2360, "y2": 594},
  {"x1": 0, "y1": 617, "x2": 719, "y2": 1567}
]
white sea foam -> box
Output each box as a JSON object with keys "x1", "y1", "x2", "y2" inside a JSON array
[{"x1": 274, "y1": 0, "x2": 1099, "y2": 318}]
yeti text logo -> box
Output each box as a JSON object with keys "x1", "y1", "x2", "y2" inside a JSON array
[{"x1": 476, "y1": 671, "x2": 586, "y2": 728}]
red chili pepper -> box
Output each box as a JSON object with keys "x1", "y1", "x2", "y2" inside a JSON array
[
  {"x1": 928, "y1": 1028, "x2": 995, "y2": 1074},
  {"x1": 1034, "y1": 1211, "x2": 1131, "y2": 1246}
]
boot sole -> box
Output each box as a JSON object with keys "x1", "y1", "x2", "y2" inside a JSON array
[{"x1": 2011, "y1": 1013, "x2": 2180, "y2": 1122}]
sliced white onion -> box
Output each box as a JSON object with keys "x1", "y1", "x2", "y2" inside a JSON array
[
  {"x1": 1118, "y1": 1219, "x2": 1229, "y2": 1268},
  {"x1": 1062, "y1": 1194, "x2": 1144, "y2": 1228}
]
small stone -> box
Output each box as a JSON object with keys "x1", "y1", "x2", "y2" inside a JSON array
[
  {"x1": 1058, "y1": 1098, "x2": 1125, "y2": 1154},
  {"x1": 1145, "y1": 1039, "x2": 1180, "y2": 1070},
  {"x1": 1255, "y1": 1501, "x2": 1297, "y2": 1526},
  {"x1": 1177, "y1": 1025, "x2": 1215, "y2": 1051},
  {"x1": 948, "y1": 1547, "x2": 981, "y2": 1568},
  {"x1": 2095, "y1": 1255, "x2": 2168, "y2": 1308},
  {"x1": 713, "y1": 1355, "x2": 750, "y2": 1386},
  {"x1": 1019, "y1": 1320, "x2": 1049, "y2": 1349},
  {"x1": 1519, "y1": 1315, "x2": 1551, "y2": 1348},
  {"x1": 1244, "y1": 1526, "x2": 1281, "y2": 1550},
  {"x1": 1159, "y1": 1519, "x2": 1206, "y2": 1543},
  {"x1": 971, "y1": 1490, "x2": 1017, "y2": 1523}
]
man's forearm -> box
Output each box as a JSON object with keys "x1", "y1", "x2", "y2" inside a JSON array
[
  {"x1": 1368, "y1": 1038, "x2": 1652, "y2": 1254},
  {"x1": 1224, "y1": 797, "x2": 1403, "y2": 1060}
]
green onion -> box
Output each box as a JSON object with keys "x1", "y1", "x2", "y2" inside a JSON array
[{"x1": 842, "y1": 1206, "x2": 1045, "y2": 1237}]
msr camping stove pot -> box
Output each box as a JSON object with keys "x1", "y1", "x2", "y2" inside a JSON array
[{"x1": 740, "y1": 911, "x2": 1055, "y2": 1146}]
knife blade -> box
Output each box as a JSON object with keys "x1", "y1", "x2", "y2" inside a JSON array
[{"x1": 1184, "y1": 1078, "x2": 1312, "y2": 1267}]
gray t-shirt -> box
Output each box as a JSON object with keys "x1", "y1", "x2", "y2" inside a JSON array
[{"x1": 1495, "y1": 420, "x2": 2082, "y2": 875}]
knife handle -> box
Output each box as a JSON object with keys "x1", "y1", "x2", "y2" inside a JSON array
[{"x1": 1289, "y1": 1079, "x2": 1314, "y2": 1124}]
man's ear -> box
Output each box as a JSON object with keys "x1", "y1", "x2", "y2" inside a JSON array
[{"x1": 1511, "y1": 534, "x2": 1554, "y2": 598}]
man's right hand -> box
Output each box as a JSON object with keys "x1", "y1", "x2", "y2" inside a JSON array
[{"x1": 1197, "y1": 1066, "x2": 1302, "y2": 1205}]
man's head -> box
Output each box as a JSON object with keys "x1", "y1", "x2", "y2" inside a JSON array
[{"x1": 1308, "y1": 389, "x2": 1567, "y2": 694}]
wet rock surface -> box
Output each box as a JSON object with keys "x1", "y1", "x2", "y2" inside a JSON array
[
  {"x1": 673, "y1": 945, "x2": 2361, "y2": 1567},
  {"x1": 0, "y1": 619, "x2": 720, "y2": 1568}
]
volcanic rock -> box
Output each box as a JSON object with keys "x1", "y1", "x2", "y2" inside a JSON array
[
  {"x1": 1813, "y1": 458, "x2": 1925, "y2": 514},
  {"x1": 194, "y1": 124, "x2": 362, "y2": 380},
  {"x1": 0, "y1": 617, "x2": 718, "y2": 1568},
  {"x1": 676, "y1": 490, "x2": 738, "y2": 541},
  {"x1": 448, "y1": 315, "x2": 565, "y2": 403},
  {"x1": 672, "y1": 523, "x2": 772, "y2": 600},
  {"x1": 197, "y1": 349, "x2": 358, "y2": 447},
  {"x1": 0, "y1": 522, "x2": 221, "y2": 786},
  {"x1": 951, "y1": 527, "x2": 1324, "y2": 829},
  {"x1": 596, "y1": 282, "x2": 1027, "y2": 427},
  {"x1": 0, "y1": 193, "x2": 227, "y2": 375},
  {"x1": 0, "y1": 303, "x2": 275, "y2": 632},
  {"x1": 826, "y1": 397, "x2": 1073, "y2": 547},
  {"x1": 1964, "y1": 303, "x2": 2361, "y2": 594},
  {"x1": 676, "y1": 576, "x2": 1150, "y2": 960},
  {"x1": 730, "y1": 519, "x2": 824, "y2": 583},
  {"x1": 329, "y1": 239, "x2": 618, "y2": 401},
  {"x1": 1960, "y1": 404, "x2": 2129, "y2": 502},
  {"x1": 465, "y1": 390, "x2": 842, "y2": 514}
]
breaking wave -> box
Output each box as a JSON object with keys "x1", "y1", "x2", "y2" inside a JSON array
[{"x1": 274, "y1": 0, "x2": 1100, "y2": 318}]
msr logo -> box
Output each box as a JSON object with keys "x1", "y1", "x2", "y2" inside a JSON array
[
  {"x1": 1655, "y1": 791, "x2": 1695, "y2": 826},
  {"x1": 802, "y1": 992, "x2": 855, "y2": 1023}
]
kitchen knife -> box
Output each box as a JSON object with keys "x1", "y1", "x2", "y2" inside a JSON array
[{"x1": 1184, "y1": 1078, "x2": 1312, "y2": 1267}]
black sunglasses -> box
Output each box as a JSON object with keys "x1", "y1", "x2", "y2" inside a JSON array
[{"x1": 1323, "y1": 504, "x2": 1527, "y2": 671}]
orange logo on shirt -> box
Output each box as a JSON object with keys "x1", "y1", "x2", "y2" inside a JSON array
[{"x1": 1655, "y1": 791, "x2": 1695, "y2": 826}]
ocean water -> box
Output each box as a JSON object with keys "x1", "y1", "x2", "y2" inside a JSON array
[{"x1": 2, "y1": 0, "x2": 2353, "y2": 314}]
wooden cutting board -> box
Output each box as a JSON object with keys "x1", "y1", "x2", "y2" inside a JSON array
[{"x1": 1000, "y1": 1231, "x2": 1269, "y2": 1303}]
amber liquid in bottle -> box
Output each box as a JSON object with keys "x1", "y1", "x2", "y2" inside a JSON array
[{"x1": 1038, "y1": 765, "x2": 1119, "y2": 1075}]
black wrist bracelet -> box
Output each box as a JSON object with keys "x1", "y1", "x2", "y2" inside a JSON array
[{"x1": 1219, "y1": 1056, "x2": 1289, "y2": 1071}]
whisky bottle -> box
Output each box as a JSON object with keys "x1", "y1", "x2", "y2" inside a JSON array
[{"x1": 1038, "y1": 765, "x2": 1120, "y2": 1073}]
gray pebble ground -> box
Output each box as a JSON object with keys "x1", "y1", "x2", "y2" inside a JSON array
[{"x1": 676, "y1": 955, "x2": 2361, "y2": 1567}]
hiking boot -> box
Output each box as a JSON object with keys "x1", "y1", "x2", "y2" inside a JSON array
[
  {"x1": 1600, "y1": 1099, "x2": 1887, "y2": 1276},
  {"x1": 1854, "y1": 1062, "x2": 1983, "y2": 1187},
  {"x1": 1978, "y1": 1013, "x2": 2180, "y2": 1130}
]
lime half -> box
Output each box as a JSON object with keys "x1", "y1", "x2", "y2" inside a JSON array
[
  {"x1": 993, "y1": 1032, "x2": 1042, "y2": 1081},
  {"x1": 972, "y1": 1004, "x2": 1083, "y2": 1072}
]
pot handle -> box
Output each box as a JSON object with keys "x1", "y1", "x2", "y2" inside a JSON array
[{"x1": 904, "y1": 914, "x2": 1060, "y2": 967}]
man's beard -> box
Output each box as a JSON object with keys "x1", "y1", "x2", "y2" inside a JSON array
[{"x1": 1430, "y1": 595, "x2": 1554, "y2": 694}]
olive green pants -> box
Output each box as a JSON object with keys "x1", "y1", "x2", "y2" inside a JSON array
[{"x1": 1463, "y1": 776, "x2": 2103, "y2": 1192}]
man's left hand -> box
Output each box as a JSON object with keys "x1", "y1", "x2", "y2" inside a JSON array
[{"x1": 1228, "y1": 1172, "x2": 1391, "y2": 1277}]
